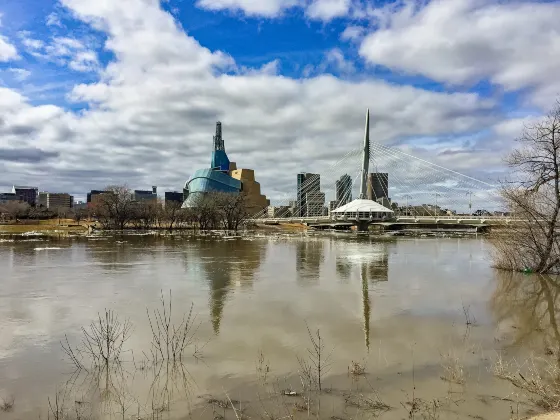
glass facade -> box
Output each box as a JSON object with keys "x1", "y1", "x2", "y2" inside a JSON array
[{"x1": 183, "y1": 168, "x2": 242, "y2": 208}]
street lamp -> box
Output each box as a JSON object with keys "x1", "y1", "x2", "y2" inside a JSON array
[{"x1": 466, "y1": 191, "x2": 473, "y2": 214}]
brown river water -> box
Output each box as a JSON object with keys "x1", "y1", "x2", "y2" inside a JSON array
[{"x1": 0, "y1": 232, "x2": 558, "y2": 419}]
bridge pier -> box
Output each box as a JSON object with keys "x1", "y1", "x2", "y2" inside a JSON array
[{"x1": 356, "y1": 221, "x2": 370, "y2": 232}]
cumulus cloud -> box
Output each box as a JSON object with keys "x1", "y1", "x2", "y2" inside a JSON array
[
  {"x1": 359, "y1": 0, "x2": 560, "y2": 107},
  {"x1": 0, "y1": 0, "x2": 528, "y2": 203}
]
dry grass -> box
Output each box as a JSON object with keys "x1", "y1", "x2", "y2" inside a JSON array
[
  {"x1": 0, "y1": 219, "x2": 87, "y2": 234},
  {"x1": 349, "y1": 360, "x2": 366, "y2": 376},
  {"x1": 344, "y1": 392, "x2": 391, "y2": 413},
  {"x1": 0, "y1": 396, "x2": 14, "y2": 412},
  {"x1": 440, "y1": 351, "x2": 466, "y2": 385},
  {"x1": 493, "y1": 353, "x2": 560, "y2": 412}
]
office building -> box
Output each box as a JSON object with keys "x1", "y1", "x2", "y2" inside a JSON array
[
  {"x1": 0, "y1": 193, "x2": 17, "y2": 203},
  {"x1": 296, "y1": 173, "x2": 321, "y2": 217},
  {"x1": 183, "y1": 122, "x2": 270, "y2": 215},
  {"x1": 38, "y1": 192, "x2": 73, "y2": 209},
  {"x1": 366, "y1": 173, "x2": 389, "y2": 201},
  {"x1": 267, "y1": 206, "x2": 290, "y2": 218},
  {"x1": 335, "y1": 174, "x2": 352, "y2": 207},
  {"x1": 328, "y1": 200, "x2": 339, "y2": 214},
  {"x1": 164, "y1": 191, "x2": 184, "y2": 206},
  {"x1": 305, "y1": 191, "x2": 325, "y2": 217},
  {"x1": 87, "y1": 190, "x2": 105, "y2": 203},
  {"x1": 134, "y1": 186, "x2": 158, "y2": 202},
  {"x1": 12, "y1": 186, "x2": 38, "y2": 206}
]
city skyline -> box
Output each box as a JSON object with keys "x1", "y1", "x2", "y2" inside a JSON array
[{"x1": 0, "y1": 0, "x2": 558, "y2": 203}]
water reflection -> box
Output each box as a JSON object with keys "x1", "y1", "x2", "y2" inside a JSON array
[
  {"x1": 191, "y1": 239, "x2": 267, "y2": 334},
  {"x1": 361, "y1": 263, "x2": 371, "y2": 351},
  {"x1": 491, "y1": 271, "x2": 560, "y2": 354},
  {"x1": 335, "y1": 241, "x2": 389, "y2": 283},
  {"x1": 296, "y1": 240, "x2": 324, "y2": 285}
]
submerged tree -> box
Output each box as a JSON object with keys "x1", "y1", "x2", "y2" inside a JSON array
[{"x1": 494, "y1": 101, "x2": 560, "y2": 274}]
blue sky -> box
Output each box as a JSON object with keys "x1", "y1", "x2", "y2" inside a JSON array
[{"x1": 0, "y1": 0, "x2": 559, "y2": 207}]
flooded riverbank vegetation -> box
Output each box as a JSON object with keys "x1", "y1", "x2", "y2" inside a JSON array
[
  {"x1": 1, "y1": 273, "x2": 556, "y2": 420},
  {"x1": 1, "y1": 235, "x2": 559, "y2": 419},
  {"x1": 493, "y1": 102, "x2": 560, "y2": 275}
]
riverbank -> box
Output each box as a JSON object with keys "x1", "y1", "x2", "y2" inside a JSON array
[{"x1": 0, "y1": 219, "x2": 88, "y2": 235}]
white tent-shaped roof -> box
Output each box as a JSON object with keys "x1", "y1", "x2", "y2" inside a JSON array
[{"x1": 332, "y1": 199, "x2": 393, "y2": 214}]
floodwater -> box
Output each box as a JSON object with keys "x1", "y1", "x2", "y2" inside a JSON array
[{"x1": 0, "y1": 233, "x2": 558, "y2": 419}]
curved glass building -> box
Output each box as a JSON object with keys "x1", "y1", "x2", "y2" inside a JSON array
[
  {"x1": 183, "y1": 122, "x2": 269, "y2": 213},
  {"x1": 183, "y1": 168, "x2": 241, "y2": 206}
]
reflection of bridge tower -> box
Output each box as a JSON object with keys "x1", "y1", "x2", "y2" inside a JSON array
[{"x1": 361, "y1": 263, "x2": 371, "y2": 352}]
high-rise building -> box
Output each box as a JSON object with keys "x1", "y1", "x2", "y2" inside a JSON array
[
  {"x1": 38, "y1": 192, "x2": 73, "y2": 209},
  {"x1": 12, "y1": 186, "x2": 38, "y2": 206},
  {"x1": 296, "y1": 173, "x2": 321, "y2": 217},
  {"x1": 305, "y1": 191, "x2": 325, "y2": 217},
  {"x1": 335, "y1": 174, "x2": 352, "y2": 207},
  {"x1": 366, "y1": 173, "x2": 389, "y2": 201}
]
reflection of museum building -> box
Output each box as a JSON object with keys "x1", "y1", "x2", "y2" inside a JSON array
[{"x1": 182, "y1": 122, "x2": 269, "y2": 215}]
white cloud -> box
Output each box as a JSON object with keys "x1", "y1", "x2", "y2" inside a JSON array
[
  {"x1": 19, "y1": 31, "x2": 45, "y2": 50},
  {"x1": 8, "y1": 68, "x2": 31, "y2": 81},
  {"x1": 0, "y1": 0, "x2": 518, "y2": 202},
  {"x1": 306, "y1": 0, "x2": 351, "y2": 21},
  {"x1": 196, "y1": 0, "x2": 301, "y2": 17},
  {"x1": 323, "y1": 48, "x2": 355, "y2": 73},
  {"x1": 0, "y1": 36, "x2": 18, "y2": 61},
  {"x1": 20, "y1": 34, "x2": 99, "y2": 73},
  {"x1": 46, "y1": 12, "x2": 64, "y2": 27},
  {"x1": 0, "y1": 16, "x2": 18, "y2": 62},
  {"x1": 340, "y1": 25, "x2": 365, "y2": 42},
  {"x1": 359, "y1": 0, "x2": 560, "y2": 106}
]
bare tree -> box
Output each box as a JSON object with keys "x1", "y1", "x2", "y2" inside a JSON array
[
  {"x1": 2, "y1": 201, "x2": 30, "y2": 222},
  {"x1": 163, "y1": 201, "x2": 183, "y2": 232},
  {"x1": 190, "y1": 193, "x2": 220, "y2": 231},
  {"x1": 214, "y1": 192, "x2": 249, "y2": 231},
  {"x1": 92, "y1": 186, "x2": 135, "y2": 230},
  {"x1": 495, "y1": 101, "x2": 560, "y2": 274},
  {"x1": 132, "y1": 200, "x2": 159, "y2": 229}
]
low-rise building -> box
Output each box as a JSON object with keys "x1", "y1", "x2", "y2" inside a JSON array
[
  {"x1": 12, "y1": 186, "x2": 38, "y2": 206},
  {"x1": 0, "y1": 193, "x2": 18, "y2": 203},
  {"x1": 164, "y1": 191, "x2": 183, "y2": 206},
  {"x1": 134, "y1": 186, "x2": 158, "y2": 202}
]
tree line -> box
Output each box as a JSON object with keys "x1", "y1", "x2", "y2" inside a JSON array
[{"x1": 90, "y1": 186, "x2": 250, "y2": 231}]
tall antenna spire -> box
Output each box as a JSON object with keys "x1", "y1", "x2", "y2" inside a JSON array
[
  {"x1": 359, "y1": 109, "x2": 370, "y2": 199},
  {"x1": 213, "y1": 121, "x2": 225, "y2": 151}
]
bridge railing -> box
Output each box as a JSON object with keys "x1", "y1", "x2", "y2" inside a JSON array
[{"x1": 248, "y1": 214, "x2": 521, "y2": 223}]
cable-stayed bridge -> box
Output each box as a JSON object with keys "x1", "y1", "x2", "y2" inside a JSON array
[{"x1": 250, "y1": 109, "x2": 510, "y2": 231}]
